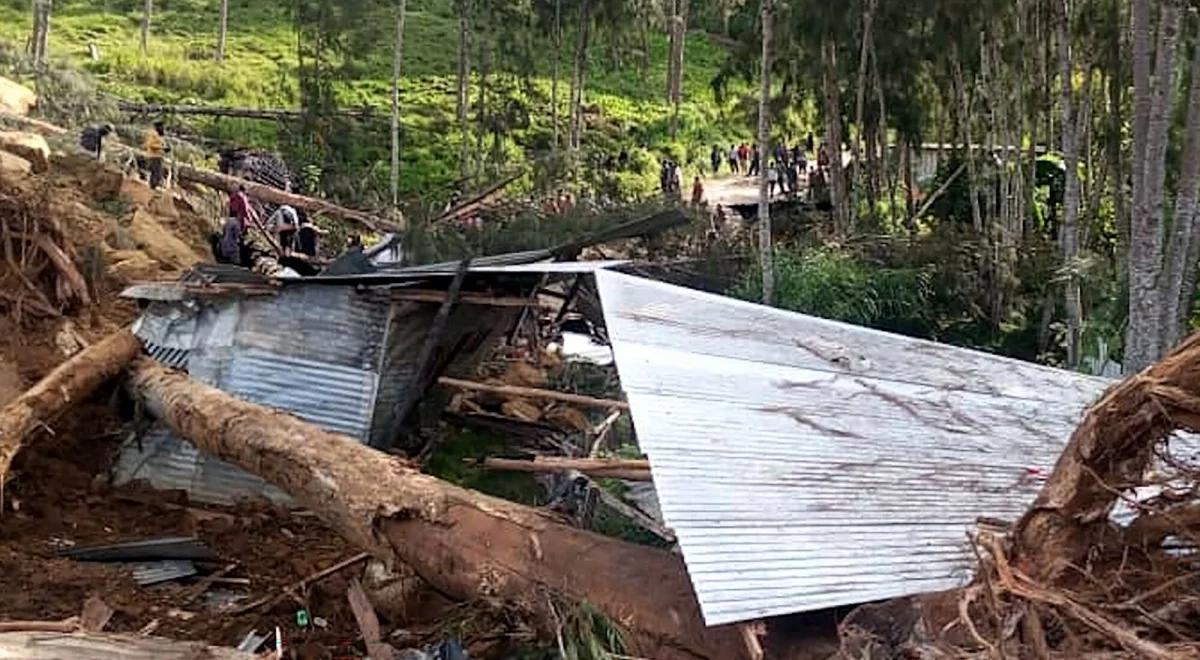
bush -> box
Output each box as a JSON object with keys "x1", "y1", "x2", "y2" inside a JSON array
[{"x1": 735, "y1": 247, "x2": 934, "y2": 335}]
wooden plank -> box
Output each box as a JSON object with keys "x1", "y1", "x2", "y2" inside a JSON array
[
  {"x1": 0, "y1": 632, "x2": 257, "y2": 659},
  {"x1": 480, "y1": 457, "x2": 652, "y2": 482},
  {"x1": 389, "y1": 289, "x2": 534, "y2": 308},
  {"x1": 438, "y1": 377, "x2": 630, "y2": 411}
]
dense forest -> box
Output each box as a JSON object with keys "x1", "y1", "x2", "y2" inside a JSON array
[{"x1": 3, "y1": 0, "x2": 1200, "y2": 376}]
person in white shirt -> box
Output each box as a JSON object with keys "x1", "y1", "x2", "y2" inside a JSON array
[
  {"x1": 767, "y1": 162, "x2": 780, "y2": 197},
  {"x1": 266, "y1": 204, "x2": 299, "y2": 253}
]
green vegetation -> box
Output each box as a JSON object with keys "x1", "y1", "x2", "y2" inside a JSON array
[
  {"x1": 423, "y1": 427, "x2": 545, "y2": 505},
  {"x1": 0, "y1": 0, "x2": 751, "y2": 205}
]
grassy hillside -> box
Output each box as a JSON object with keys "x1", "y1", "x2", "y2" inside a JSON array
[{"x1": 0, "y1": 0, "x2": 752, "y2": 206}]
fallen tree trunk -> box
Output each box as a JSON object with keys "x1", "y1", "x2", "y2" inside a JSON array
[
  {"x1": 172, "y1": 163, "x2": 401, "y2": 234},
  {"x1": 0, "y1": 111, "x2": 401, "y2": 234},
  {"x1": 0, "y1": 329, "x2": 141, "y2": 491},
  {"x1": 1014, "y1": 332, "x2": 1200, "y2": 580},
  {"x1": 0, "y1": 632, "x2": 256, "y2": 659},
  {"x1": 438, "y1": 376, "x2": 630, "y2": 411},
  {"x1": 127, "y1": 358, "x2": 745, "y2": 660},
  {"x1": 481, "y1": 456, "x2": 653, "y2": 481},
  {"x1": 117, "y1": 100, "x2": 377, "y2": 121}
]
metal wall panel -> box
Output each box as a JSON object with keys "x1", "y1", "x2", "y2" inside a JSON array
[
  {"x1": 595, "y1": 270, "x2": 1109, "y2": 625},
  {"x1": 236, "y1": 286, "x2": 388, "y2": 370}
]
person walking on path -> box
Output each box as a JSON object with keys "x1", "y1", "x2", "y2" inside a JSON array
[
  {"x1": 80, "y1": 123, "x2": 115, "y2": 161},
  {"x1": 691, "y1": 176, "x2": 705, "y2": 207},
  {"x1": 738, "y1": 143, "x2": 749, "y2": 174},
  {"x1": 143, "y1": 120, "x2": 168, "y2": 190},
  {"x1": 749, "y1": 145, "x2": 761, "y2": 177},
  {"x1": 728, "y1": 145, "x2": 740, "y2": 174},
  {"x1": 710, "y1": 146, "x2": 722, "y2": 175},
  {"x1": 767, "y1": 161, "x2": 780, "y2": 197}
]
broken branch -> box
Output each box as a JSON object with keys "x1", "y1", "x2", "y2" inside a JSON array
[{"x1": 438, "y1": 377, "x2": 629, "y2": 411}]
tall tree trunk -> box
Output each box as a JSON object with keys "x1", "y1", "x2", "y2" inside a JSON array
[
  {"x1": 216, "y1": 0, "x2": 228, "y2": 62},
  {"x1": 757, "y1": 0, "x2": 775, "y2": 305},
  {"x1": 31, "y1": 0, "x2": 51, "y2": 66},
  {"x1": 822, "y1": 40, "x2": 850, "y2": 233},
  {"x1": 1058, "y1": 0, "x2": 1083, "y2": 369},
  {"x1": 953, "y1": 56, "x2": 984, "y2": 234},
  {"x1": 390, "y1": 0, "x2": 408, "y2": 213},
  {"x1": 127, "y1": 359, "x2": 749, "y2": 660},
  {"x1": 568, "y1": 0, "x2": 593, "y2": 153},
  {"x1": 551, "y1": 0, "x2": 561, "y2": 156},
  {"x1": 476, "y1": 32, "x2": 490, "y2": 178},
  {"x1": 851, "y1": 0, "x2": 876, "y2": 225},
  {"x1": 1161, "y1": 39, "x2": 1200, "y2": 349},
  {"x1": 668, "y1": 0, "x2": 688, "y2": 139},
  {"x1": 1127, "y1": 0, "x2": 1181, "y2": 371},
  {"x1": 456, "y1": 8, "x2": 471, "y2": 180},
  {"x1": 141, "y1": 0, "x2": 151, "y2": 53}
]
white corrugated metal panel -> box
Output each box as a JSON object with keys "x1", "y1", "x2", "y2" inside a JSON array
[{"x1": 594, "y1": 270, "x2": 1109, "y2": 626}]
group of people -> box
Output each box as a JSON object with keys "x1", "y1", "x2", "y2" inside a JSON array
[
  {"x1": 706, "y1": 134, "x2": 836, "y2": 198},
  {"x1": 213, "y1": 186, "x2": 325, "y2": 269},
  {"x1": 659, "y1": 159, "x2": 683, "y2": 196},
  {"x1": 79, "y1": 120, "x2": 171, "y2": 190}
]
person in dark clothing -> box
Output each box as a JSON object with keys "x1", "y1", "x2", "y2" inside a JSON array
[
  {"x1": 216, "y1": 215, "x2": 248, "y2": 265},
  {"x1": 805, "y1": 133, "x2": 815, "y2": 155},
  {"x1": 710, "y1": 146, "x2": 722, "y2": 175},
  {"x1": 295, "y1": 211, "x2": 325, "y2": 257},
  {"x1": 749, "y1": 146, "x2": 761, "y2": 177},
  {"x1": 785, "y1": 159, "x2": 799, "y2": 194},
  {"x1": 79, "y1": 123, "x2": 115, "y2": 160},
  {"x1": 617, "y1": 148, "x2": 630, "y2": 169}
]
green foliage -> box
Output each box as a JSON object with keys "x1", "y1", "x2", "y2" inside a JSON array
[
  {"x1": 0, "y1": 0, "x2": 749, "y2": 204},
  {"x1": 423, "y1": 427, "x2": 545, "y2": 505},
  {"x1": 736, "y1": 247, "x2": 934, "y2": 333}
]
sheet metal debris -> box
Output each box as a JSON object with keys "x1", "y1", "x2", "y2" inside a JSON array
[
  {"x1": 59, "y1": 536, "x2": 215, "y2": 562},
  {"x1": 594, "y1": 269, "x2": 1111, "y2": 625}
]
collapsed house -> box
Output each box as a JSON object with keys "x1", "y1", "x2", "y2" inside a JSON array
[{"x1": 116, "y1": 254, "x2": 1114, "y2": 634}]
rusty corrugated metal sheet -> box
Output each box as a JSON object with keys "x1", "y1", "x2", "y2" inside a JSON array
[{"x1": 594, "y1": 270, "x2": 1110, "y2": 625}]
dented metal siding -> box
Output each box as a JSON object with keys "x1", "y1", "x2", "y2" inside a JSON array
[
  {"x1": 224, "y1": 350, "x2": 377, "y2": 439},
  {"x1": 119, "y1": 284, "x2": 389, "y2": 504},
  {"x1": 595, "y1": 270, "x2": 1110, "y2": 625}
]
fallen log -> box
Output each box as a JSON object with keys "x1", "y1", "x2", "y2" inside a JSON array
[
  {"x1": 116, "y1": 100, "x2": 377, "y2": 121},
  {"x1": 127, "y1": 358, "x2": 745, "y2": 660},
  {"x1": 0, "y1": 111, "x2": 401, "y2": 234},
  {"x1": 438, "y1": 377, "x2": 630, "y2": 411},
  {"x1": 0, "y1": 632, "x2": 257, "y2": 659},
  {"x1": 0, "y1": 329, "x2": 142, "y2": 493},
  {"x1": 480, "y1": 456, "x2": 653, "y2": 482}
]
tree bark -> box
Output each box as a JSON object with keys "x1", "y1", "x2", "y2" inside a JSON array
[
  {"x1": 1127, "y1": 1, "x2": 1182, "y2": 372},
  {"x1": 1161, "y1": 39, "x2": 1200, "y2": 350},
  {"x1": 390, "y1": 0, "x2": 408, "y2": 213},
  {"x1": 667, "y1": 0, "x2": 689, "y2": 139},
  {"x1": 127, "y1": 359, "x2": 747, "y2": 660},
  {"x1": 822, "y1": 40, "x2": 850, "y2": 234},
  {"x1": 0, "y1": 330, "x2": 141, "y2": 494},
  {"x1": 30, "y1": 0, "x2": 51, "y2": 66},
  {"x1": 757, "y1": 0, "x2": 775, "y2": 305},
  {"x1": 551, "y1": 0, "x2": 561, "y2": 155},
  {"x1": 216, "y1": 0, "x2": 228, "y2": 62},
  {"x1": 141, "y1": 0, "x2": 151, "y2": 53},
  {"x1": 851, "y1": 0, "x2": 876, "y2": 225},
  {"x1": 456, "y1": 7, "x2": 471, "y2": 179},
  {"x1": 0, "y1": 632, "x2": 256, "y2": 659},
  {"x1": 1057, "y1": 0, "x2": 1082, "y2": 369},
  {"x1": 568, "y1": 0, "x2": 594, "y2": 153}
]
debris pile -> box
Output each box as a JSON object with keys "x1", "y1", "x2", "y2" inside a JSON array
[{"x1": 841, "y1": 333, "x2": 1200, "y2": 658}]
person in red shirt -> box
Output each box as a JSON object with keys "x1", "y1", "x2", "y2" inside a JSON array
[{"x1": 228, "y1": 186, "x2": 261, "y2": 229}]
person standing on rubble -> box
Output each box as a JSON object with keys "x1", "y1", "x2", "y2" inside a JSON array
[
  {"x1": 229, "y1": 185, "x2": 260, "y2": 231},
  {"x1": 295, "y1": 210, "x2": 326, "y2": 258},
  {"x1": 266, "y1": 204, "x2": 300, "y2": 254},
  {"x1": 142, "y1": 120, "x2": 168, "y2": 190},
  {"x1": 80, "y1": 123, "x2": 115, "y2": 161}
]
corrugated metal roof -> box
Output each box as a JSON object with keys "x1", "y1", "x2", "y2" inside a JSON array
[{"x1": 594, "y1": 270, "x2": 1109, "y2": 625}]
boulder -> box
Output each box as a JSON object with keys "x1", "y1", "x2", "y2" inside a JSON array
[
  {"x1": 0, "y1": 77, "x2": 36, "y2": 116},
  {"x1": 127, "y1": 209, "x2": 203, "y2": 271},
  {"x1": 105, "y1": 249, "x2": 161, "y2": 283},
  {"x1": 0, "y1": 132, "x2": 50, "y2": 173},
  {"x1": 0, "y1": 151, "x2": 32, "y2": 176},
  {"x1": 119, "y1": 177, "x2": 154, "y2": 207}
]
